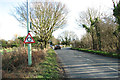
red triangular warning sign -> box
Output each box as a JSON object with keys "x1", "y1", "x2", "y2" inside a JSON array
[{"x1": 24, "y1": 33, "x2": 35, "y2": 44}]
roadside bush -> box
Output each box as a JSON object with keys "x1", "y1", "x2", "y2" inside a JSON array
[
  {"x1": 2, "y1": 47, "x2": 46, "y2": 74},
  {"x1": 72, "y1": 33, "x2": 92, "y2": 49},
  {"x1": 80, "y1": 34, "x2": 92, "y2": 49}
]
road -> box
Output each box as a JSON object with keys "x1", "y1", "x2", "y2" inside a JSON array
[{"x1": 55, "y1": 48, "x2": 120, "y2": 79}]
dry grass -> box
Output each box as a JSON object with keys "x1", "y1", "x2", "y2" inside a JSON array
[{"x1": 2, "y1": 47, "x2": 46, "y2": 78}]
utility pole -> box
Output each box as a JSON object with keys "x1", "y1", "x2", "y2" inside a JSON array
[{"x1": 27, "y1": 0, "x2": 32, "y2": 66}]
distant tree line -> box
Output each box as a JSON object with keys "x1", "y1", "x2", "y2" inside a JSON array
[
  {"x1": 0, "y1": 39, "x2": 21, "y2": 48},
  {"x1": 0, "y1": 36, "x2": 42, "y2": 48},
  {"x1": 0, "y1": 36, "x2": 60, "y2": 49},
  {"x1": 57, "y1": 31, "x2": 78, "y2": 46}
]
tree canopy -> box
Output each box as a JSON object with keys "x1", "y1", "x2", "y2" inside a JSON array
[{"x1": 12, "y1": 0, "x2": 68, "y2": 48}]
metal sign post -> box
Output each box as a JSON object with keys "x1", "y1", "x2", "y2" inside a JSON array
[
  {"x1": 0, "y1": 41, "x2": 2, "y2": 80},
  {"x1": 27, "y1": 0, "x2": 32, "y2": 66}
]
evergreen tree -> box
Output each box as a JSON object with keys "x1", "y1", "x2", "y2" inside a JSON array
[{"x1": 112, "y1": 0, "x2": 120, "y2": 53}]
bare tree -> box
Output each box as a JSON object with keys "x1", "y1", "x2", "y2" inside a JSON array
[
  {"x1": 77, "y1": 8, "x2": 103, "y2": 50},
  {"x1": 77, "y1": 8, "x2": 104, "y2": 27},
  {"x1": 12, "y1": 0, "x2": 68, "y2": 48}
]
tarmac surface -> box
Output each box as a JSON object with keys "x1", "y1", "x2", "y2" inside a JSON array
[{"x1": 55, "y1": 47, "x2": 120, "y2": 79}]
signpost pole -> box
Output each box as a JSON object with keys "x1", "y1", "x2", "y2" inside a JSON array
[{"x1": 27, "y1": 0, "x2": 32, "y2": 66}]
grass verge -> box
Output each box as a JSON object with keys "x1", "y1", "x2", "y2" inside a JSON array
[
  {"x1": 72, "y1": 48, "x2": 120, "y2": 58},
  {"x1": 36, "y1": 49, "x2": 64, "y2": 79}
]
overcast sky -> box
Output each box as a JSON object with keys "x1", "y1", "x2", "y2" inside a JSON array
[{"x1": 0, "y1": 0, "x2": 114, "y2": 40}]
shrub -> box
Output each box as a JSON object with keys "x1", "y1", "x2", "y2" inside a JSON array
[
  {"x1": 11, "y1": 44, "x2": 18, "y2": 48},
  {"x1": 2, "y1": 47, "x2": 46, "y2": 74}
]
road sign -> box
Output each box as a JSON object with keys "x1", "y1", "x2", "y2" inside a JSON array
[{"x1": 24, "y1": 33, "x2": 35, "y2": 44}]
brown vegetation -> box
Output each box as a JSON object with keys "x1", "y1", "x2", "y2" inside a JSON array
[{"x1": 2, "y1": 47, "x2": 46, "y2": 78}]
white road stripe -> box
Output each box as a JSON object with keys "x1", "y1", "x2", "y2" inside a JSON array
[
  {"x1": 86, "y1": 59, "x2": 94, "y2": 62},
  {"x1": 108, "y1": 67, "x2": 119, "y2": 72}
]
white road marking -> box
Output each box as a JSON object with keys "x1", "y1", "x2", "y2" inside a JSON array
[
  {"x1": 85, "y1": 59, "x2": 119, "y2": 73},
  {"x1": 108, "y1": 67, "x2": 119, "y2": 72},
  {"x1": 86, "y1": 59, "x2": 94, "y2": 62}
]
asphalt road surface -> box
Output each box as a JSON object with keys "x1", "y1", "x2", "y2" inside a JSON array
[{"x1": 55, "y1": 47, "x2": 120, "y2": 79}]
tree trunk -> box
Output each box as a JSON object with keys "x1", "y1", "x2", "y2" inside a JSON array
[
  {"x1": 91, "y1": 31, "x2": 96, "y2": 50},
  {"x1": 98, "y1": 35, "x2": 101, "y2": 50},
  {"x1": 117, "y1": 37, "x2": 120, "y2": 54},
  {"x1": 40, "y1": 42, "x2": 44, "y2": 49},
  {"x1": 44, "y1": 41, "x2": 47, "y2": 48},
  {"x1": 96, "y1": 27, "x2": 101, "y2": 50},
  {"x1": 94, "y1": 18, "x2": 101, "y2": 51}
]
